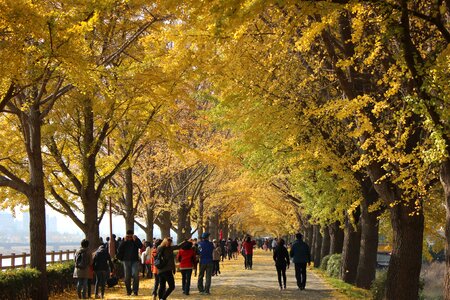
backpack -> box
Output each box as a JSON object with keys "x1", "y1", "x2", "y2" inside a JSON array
[
  {"x1": 154, "y1": 247, "x2": 167, "y2": 270},
  {"x1": 107, "y1": 275, "x2": 119, "y2": 287},
  {"x1": 75, "y1": 250, "x2": 88, "y2": 269}
]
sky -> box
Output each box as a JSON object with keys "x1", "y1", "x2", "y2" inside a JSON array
[{"x1": 8, "y1": 206, "x2": 154, "y2": 239}]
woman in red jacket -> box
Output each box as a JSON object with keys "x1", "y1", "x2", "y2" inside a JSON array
[
  {"x1": 176, "y1": 241, "x2": 196, "y2": 295},
  {"x1": 242, "y1": 236, "x2": 256, "y2": 270}
]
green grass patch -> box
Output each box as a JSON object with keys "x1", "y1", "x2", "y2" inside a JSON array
[{"x1": 314, "y1": 269, "x2": 372, "y2": 299}]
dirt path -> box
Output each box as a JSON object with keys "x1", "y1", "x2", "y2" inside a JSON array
[{"x1": 53, "y1": 250, "x2": 344, "y2": 299}]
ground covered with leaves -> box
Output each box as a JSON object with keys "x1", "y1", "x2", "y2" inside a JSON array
[{"x1": 52, "y1": 250, "x2": 347, "y2": 300}]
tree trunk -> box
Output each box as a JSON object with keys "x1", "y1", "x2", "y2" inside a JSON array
[
  {"x1": 209, "y1": 214, "x2": 219, "y2": 240},
  {"x1": 304, "y1": 224, "x2": 314, "y2": 247},
  {"x1": 177, "y1": 202, "x2": 191, "y2": 241},
  {"x1": 221, "y1": 220, "x2": 229, "y2": 240},
  {"x1": 441, "y1": 159, "x2": 450, "y2": 300},
  {"x1": 320, "y1": 226, "x2": 331, "y2": 260},
  {"x1": 313, "y1": 225, "x2": 323, "y2": 267},
  {"x1": 28, "y1": 105, "x2": 48, "y2": 300},
  {"x1": 158, "y1": 211, "x2": 172, "y2": 238},
  {"x1": 82, "y1": 98, "x2": 100, "y2": 248},
  {"x1": 329, "y1": 221, "x2": 344, "y2": 254},
  {"x1": 341, "y1": 215, "x2": 361, "y2": 284},
  {"x1": 356, "y1": 182, "x2": 379, "y2": 289},
  {"x1": 124, "y1": 167, "x2": 134, "y2": 232},
  {"x1": 385, "y1": 202, "x2": 424, "y2": 300},
  {"x1": 311, "y1": 224, "x2": 317, "y2": 262},
  {"x1": 145, "y1": 204, "x2": 154, "y2": 241},
  {"x1": 198, "y1": 192, "x2": 205, "y2": 238}
]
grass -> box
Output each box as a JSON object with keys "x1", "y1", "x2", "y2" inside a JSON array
[{"x1": 314, "y1": 269, "x2": 372, "y2": 299}]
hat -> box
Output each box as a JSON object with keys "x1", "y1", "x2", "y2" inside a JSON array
[{"x1": 201, "y1": 232, "x2": 210, "y2": 239}]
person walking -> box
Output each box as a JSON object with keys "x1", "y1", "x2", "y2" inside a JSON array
[
  {"x1": 150, "y1": 239, "x2": 162, "y2": 300},
  {"x1": 242, "y1": 236, "x2": 256, "y2": 270},
  {"x1": 192, "y1": 238, "x2": 199, "y2": 277},
  {"x1": 212, "y1": 239, "x2": 222, "y2": 276},
  {"x1": 116, "y1": 229, "x2": 143, "y2": 296},
  {"x1": 93, "y1": 243, "x2": 114, "y2": 299},
  {"x1": 197, "y1": 232, "x2": 214, "y2": 295},
  {"x1": 176, "y1": 240, "x2": 196, "y2": 295},
  {"x1": 290, "y1": 233, "x2": 311, "y2": 290},
  {"x1": 231, "y1": 238, "x2": 239, "y2": 260},
  {"x1": 156, "y1": 237, "x2": 188, "y2": 300},
  {"x1": 273, "y1": 239, "x2": 290, "y2": 290},
  {"x1": 73, "y1": 239, "x2": 92, "y2": 299},
  {"x1": 142, "y1": 241, "x2": 153, "y2": 279}
]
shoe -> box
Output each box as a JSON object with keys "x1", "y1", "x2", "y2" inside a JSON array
[
  {"x1": 205, "y1": 292, "x2": 211, "y2": 295},
  {"x1": 199, "y1": 292, "x2": 205, "y2": 295},
  {"x1": 279, "y1": 287, "x2": 282, "y2": 291}
]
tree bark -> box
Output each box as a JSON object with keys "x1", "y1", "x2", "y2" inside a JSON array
[
  {"x1": 341, "y1": 215, "x2": 361, "y2": 284},
  {"x1": 304, "y1": 224, "x2": 314, "y2": 248},
  {"x1": 145, "y1": 204, "x2": 154, "y2": 241},
  {"x1": 209, "y1": 214, "x2": 220, "y2": 240},
  {"x1": 320, "y1": 226, "x2": 331, "y2": 260},
  {"x1": 28, "y1": 104, "x2": 48, "y2": 300},
  {"x1": 441, "y1": 159, "x2": 450, "y2": 300},
  {"x1": 356, "y1": 181, "x2": 379, "y2": 289},
  {"x1": 158, "y1": 210, "x2": 172, "y2": 238},
  {"x1": 198, "y1": 192, "x2": 205, "y2": 238},
  {"x1": 177, "y1": 201, "x2": 191, "y2": 241},
  {"x1": 385, "y1": 202, "x2": 424, "y2": 300},
  {"x1": 329, "y1": 221, "x2": 344, "y2": 254},
  {"x1": 124, "y1": 167, "x2": 134, "y2": 232},
  {"x1": 313, "y1": 225, "x2": 323, "y2": 267},
  {"x1": 310, "y1": 224, "x2": 317, "y2": 262}
]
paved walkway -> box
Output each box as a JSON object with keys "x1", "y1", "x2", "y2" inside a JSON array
[{"x1": 53, "y1": 250, "x2": 343, "y2": 299}]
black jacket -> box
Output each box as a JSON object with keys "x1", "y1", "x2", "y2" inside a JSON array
[
  {"x1": 117, "y1": 237, "x2": 143, "y2": 262},
  {"x1": 93, "y1": 244, "x2": 113, "y2": 271},
  {"x1": 273, "y1": 245, "x2": 290, "y2": 268},
  {"x1": 290, "y1": 239, "x2": 311, "y2": 264}
]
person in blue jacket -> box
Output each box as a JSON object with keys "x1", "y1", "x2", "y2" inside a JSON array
[
  {"x1": 290, "y1": 233, "x2": 311, "y2": 290},
  {"x1": 197, "y1": 232, "x2": 214, "y2": 295}
]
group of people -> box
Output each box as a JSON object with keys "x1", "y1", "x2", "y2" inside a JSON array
[
  {"x1": 272, "y1": 233, "x2": 311, "y2": 291},
  {"x1": 73, "y1": 231, "x2": 311, "y2": 299}
]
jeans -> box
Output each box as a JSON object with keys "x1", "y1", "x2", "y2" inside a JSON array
[
  {"x1": 123, "y1": 260, "x2": 140, "y2": 295},
  {"x1": 94, "y1": 270, "x2": 107, "y2": 297},
  {"x1": 276, "y1": 265, "x2": 287, "y2": 288},
  {"x1": 181, "y1": 269, "x2": 193, "y2": 294},
  {"x1": 295, "y1": 262, "x2": 307, "y2": 289},
  {"x1": 152, "y1": 273, "x2": 160, "y2": 296},
  {"x1": 197, "y1": 263, "x2": 213, "y2": 293},
  {"x1": 158, "y1": 270, "x2": 175, "y2": 300},
  {"x1": 246, "y1": 254, "x2": 253, "y2": 269},
  {"x1": 77, "y1": 278, "x2": 89, "y2": 299}
]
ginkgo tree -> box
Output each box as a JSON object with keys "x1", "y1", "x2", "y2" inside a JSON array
[{"x1": 164, "y1": 1, "x2": 450, "y2": 299}]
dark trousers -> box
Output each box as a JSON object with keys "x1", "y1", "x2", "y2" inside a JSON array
[
  {"x1": 181, "y1": 269, "x2": 193, "y2": 294},
  {"x1": 213, "y1": 260, "x2": 220, "y2": 275},
  {"x1": 197, "y1": 263, "x2": 213, "y2": 293},
  {"x1": 94, "y1": 270, "x2": 107, "y2": 297},
  {"x1": 152, "y1": 273, "x2": 160, "y2": 296},
  {"x1": 295, "y1": 263, "x2": 307, "y2": 289},
  {"x1": 276, "y1": 266, "x2": 287, "y2": 288},
  {"x1": 76, "y1": 278, "x2": 88, "y2": 299},
  {"x1": 246, "y1": 254, "x2": 253, "y2": 269},
  {"x1": 158, "y1": 271, "x2": 175, "y2": 300}
]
